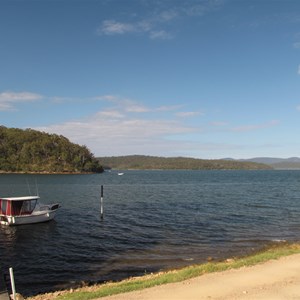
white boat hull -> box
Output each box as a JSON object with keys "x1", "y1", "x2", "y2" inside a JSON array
[{"x1": 1, "y1": 210, "x2": 57, "y2": 226}]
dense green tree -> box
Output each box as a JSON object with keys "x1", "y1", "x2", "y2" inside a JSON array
[{"x1": 0, "y1": 126, "x2": 103, "y2": 173}]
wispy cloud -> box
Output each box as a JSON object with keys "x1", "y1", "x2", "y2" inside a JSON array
[
  {"x1": 293, "y1": 42, "x2": 300, "y2": 49},
  {"x1": 35, "y1": 111, "x2": 198, "y2": 156},
  {"x1": 0, "y1": 91, "x2": 43, "y2": 111},
  {"x1": 156, "y1": 104, "x2": 184, "y2": 111},
  {"x1": 97, "y1": 19, "x2": 173, "y2": 40},
  {"x1": 159, "y1": 10, "x2": 178, "y2": 21},
  {"x1": 210, "y1": 121, "x2": 228, "y2": 127},
  {"x1": 95, "y1": 95, "x2": 151, "y2": 113},
  {"x1": 98, "y1": 20, "x2": 136, "y2": 35},
  {"x1": 31, "y1": 93, "x2": 202, "y2": 156},
  {"x1": 95, "y1": 110, "x2": 125, "y2": 119},
  {"x1": 231, "y1": 120, "x2": 279, "y2": 132},
  {"x1": 175, "y1": 111, "x2": 203, "y2": 118},
  {"x1": 150, "y1": 30, "x2": 173, "y2": 40},
  {"x1": 97, "y1": 0, "x2": 225, "y2": 40},
  {"x1": 182, "y1": 0, "x2": 224, "y2": 16}
]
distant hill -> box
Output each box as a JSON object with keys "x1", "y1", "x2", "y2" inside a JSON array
[
  {"x1": 0, "y1": 126, "x2": 103, "y2": 173},
  {"x1": 270, "y1": 162, "x2": 300, "y2": 169},
  {"x1": 224, "y1": 157, "x2": 300, "y2": 169},
  {"x1": 97, "y1": 155, "x2": 272, "y2": 170},
  {"x1": 240, "y1": 157, "x2": 286, "y2": 164}
]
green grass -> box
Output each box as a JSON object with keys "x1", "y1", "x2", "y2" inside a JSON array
[{"x1": 31, "y1": 242, "x2": 300, "y2": 300}]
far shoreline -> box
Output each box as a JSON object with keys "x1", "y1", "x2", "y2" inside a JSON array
[{"x1": 0, "y1": 171, "x2": 102, "y2": 175}]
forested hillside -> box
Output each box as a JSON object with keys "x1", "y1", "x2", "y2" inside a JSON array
[
  {"x1": 98, "y1": 155, "x2": 272, "y2": 170},
  {"x1": 0, "y1": 126, "x2": 103, "y2": 173}
]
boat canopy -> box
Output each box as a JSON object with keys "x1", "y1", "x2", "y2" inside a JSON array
[{"x1": 0, "y1": 196, "x2": 39, "y2": 216}]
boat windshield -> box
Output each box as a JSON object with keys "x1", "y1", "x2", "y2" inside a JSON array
[{"x1": 12, "y1": 199, "x2": 37, "y2": 215}]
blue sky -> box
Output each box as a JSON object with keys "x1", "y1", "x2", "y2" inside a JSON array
[{"x1": 1, "y1": 0, "x2": 300, "y2": 159}]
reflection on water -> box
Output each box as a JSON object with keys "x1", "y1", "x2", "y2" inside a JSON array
[
  {"x1": 1, "y1": 170, "x2": 300, "y2": 296},
  {"x1": 1, "y1": 226, "x2": 17, "y2": 244}
]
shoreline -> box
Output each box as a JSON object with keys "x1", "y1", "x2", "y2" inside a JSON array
[
  {"x1": 0, "y1": 171, "x2": 99, "y2": 175},
  {"x1": 26, "y1": 242, "x2": 300, "y2": 300},
  {"x1": 99, "y1": 251, "x2": 300, "y2": 300}
]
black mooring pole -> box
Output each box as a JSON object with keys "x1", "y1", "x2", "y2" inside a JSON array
[{"x1": 100, "y1": 185, "x2": 104, "y2": 220}]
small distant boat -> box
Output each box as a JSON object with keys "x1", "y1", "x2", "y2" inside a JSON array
[
  {"x1": 0, "y1": 196, "x2": 60, "y2": 226},
  {"x1": 118, "y1": 172, "x2": 124, "y2": 176}
]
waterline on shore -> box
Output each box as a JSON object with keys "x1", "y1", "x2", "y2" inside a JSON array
[{"x1": 26, "y1": 242, "x2": 300, "y2": 300}]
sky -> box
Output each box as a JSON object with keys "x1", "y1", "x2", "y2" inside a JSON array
[{"x1": 0, "y1": 0, "x2": 300, "y2": 159}]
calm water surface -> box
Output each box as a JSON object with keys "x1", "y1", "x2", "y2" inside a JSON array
[{"x1": 1, "y1": 170, "x2": 300, "y2": 296}]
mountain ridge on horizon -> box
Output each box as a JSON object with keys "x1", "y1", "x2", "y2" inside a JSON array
[
  {"x1": 230, "y1": 157, "x2": 300, "y2": 163},
  {"x1": 223, "y1": 157, "x2": 300, "y2": 169}
]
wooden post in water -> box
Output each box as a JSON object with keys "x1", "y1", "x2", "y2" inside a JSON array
[
  {"x1": 100, "y1": 185, "x2": 104, "y2": 220},
  {"x1": 9, "y1": 268, "x2": 16, "y2": 300}
]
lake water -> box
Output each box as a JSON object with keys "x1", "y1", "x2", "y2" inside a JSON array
[{"x1": 1, "y1": 170, "x2": 300, "y2": 296}]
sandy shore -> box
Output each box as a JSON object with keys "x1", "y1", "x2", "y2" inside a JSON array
[{"x1": 98, "y1": 253, "x2": 300, "y2": 300}]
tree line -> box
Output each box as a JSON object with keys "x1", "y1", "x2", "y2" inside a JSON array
[
  {"x1": 0, "y1": 126, "x2": 103, "y2": 173},
  {"x1": 97, "y1": 155, "x2": 273, "y2": 170}
]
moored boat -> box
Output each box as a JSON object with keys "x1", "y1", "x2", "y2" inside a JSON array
[{"x1": 0, "y1": 196, "x2": 60, "y2": 226}]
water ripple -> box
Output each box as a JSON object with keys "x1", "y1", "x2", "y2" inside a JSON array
[{"x1": 1, "y1": 170, "x2": 300, "y2": 296}]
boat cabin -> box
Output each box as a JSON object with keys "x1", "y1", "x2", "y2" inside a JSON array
[{"x1": 0, "y1": 196, "x2": 39, "y2": 217}]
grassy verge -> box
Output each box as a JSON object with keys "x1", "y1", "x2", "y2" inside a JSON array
[{"x1": 28, "y1": 242, "x2": 300, "y2": 300}]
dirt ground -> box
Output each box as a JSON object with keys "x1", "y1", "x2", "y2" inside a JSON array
[{"x1": 98, "y1": 253, "x2": 300, "y2": 300}]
